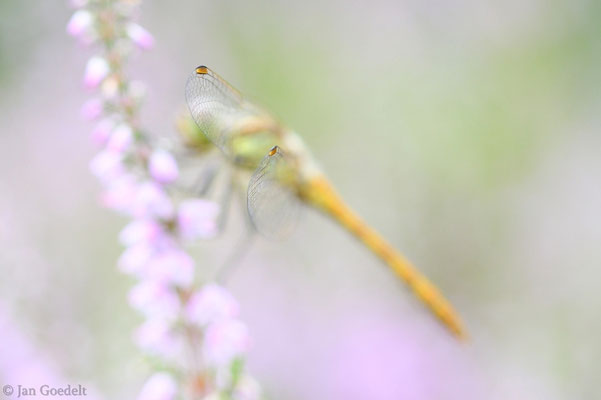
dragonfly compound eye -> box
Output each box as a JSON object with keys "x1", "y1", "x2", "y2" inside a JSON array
[{"x1": 195, "y1": 65, "x2": 209, "y2": 74}]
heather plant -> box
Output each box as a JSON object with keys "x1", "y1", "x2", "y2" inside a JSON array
[{"x1": 67, "y1": 1, "x2": 261, "y2": 398}]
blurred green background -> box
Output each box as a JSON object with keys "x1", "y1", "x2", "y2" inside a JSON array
[{"x1": 1, "y1": 0, "x2": 600, "y2": 399}]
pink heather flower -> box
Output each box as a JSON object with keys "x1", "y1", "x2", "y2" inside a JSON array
[
  {"x1": 119, "y1": 219, "x2": 163, "y2": 246},
  {"x1": 185, "y1": 283, "x2": 239, "y2": 326},
  {"x1": 101, "y1": 174, "x2": 138, "y2": 213},
  {"x1": 66, "y1": 9, "x2": 92, "y2": 37},
  {"x1": 106, "y1": 123, "x2": 133, "y2": 152},
  {"x1": 83, "y1": 56, "x2": 110, "y2": 89},
  {"x1": 89, "y1": 150, "x2": 124, "y2": 182},
  {"x1": 177, "y1": 199, "x2": 220, "y2": 241},
  {"x1": 130, "y1": 181, "x2": 174, "y2": 219},
  {"x1": 90, "y1": 118, "x2": 114, "y2": 146},
  {"x1": 128, "y1": 280, "x2": 180, "y2": 317},
  {"x1": 146, "y1": 248, "x2": 194, "y2": 287},
  {"x1": 126, "y1": 23, "x2": 154, "y2": 49},
  {"x1": 134, "y1": 317, "x2": 180, "y2": 357},
  {"x1": 149, "y1": 149, "x2": 179, "y2": 184},
  {"x1": 118, "y1": 243, "x2": 155, "y2": 275},
  {"x1": 100, "y1": 75, "x2": 120, "y2": 99},
  {"x1": 137, "y1": 372, "x2": 177, "y2": 400},
  {"x1": 203, "y1": 319, "x2": 250, "y2": 367},
  {"x1": 233, "y1": 376, "x2": 262, "y2": 400},
  {"x1": 80, "y1": 98, "x2": 103, "y2": 120}
]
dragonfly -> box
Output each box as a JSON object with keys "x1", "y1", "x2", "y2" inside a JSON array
[{"x1": 185, "y1": 65, "x2": 467, "y2": 339}]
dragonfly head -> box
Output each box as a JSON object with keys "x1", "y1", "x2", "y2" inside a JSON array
[
  {"x1": 268, "y1": 145, "x2": 280, "y2": 157},
  {"x1": 195, "y1": 65, "x2": 209, "y2": 75}
]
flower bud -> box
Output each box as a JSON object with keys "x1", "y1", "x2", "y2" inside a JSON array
[
  {"x1": 66, "y1": 10, "x2": 92, "y2": 37},
  {"x1": 80, "y1": 98, "x2": 103, "y2": 120},
  {"x1": 83, "y1": 56, "x2": 110, "y2": 89},
  {"x1": 146, "y1": 248, "x2": 194, "y2": 287},
  {"x1": 177, "y1": 199, "x2": 220, "y2": 241},
  {"x1": 137, "y1": 372, "x2": 178, "y2": 400},
  {"x1": 149, "y1": 149, "x2": 179, "y2": 184},
  {"x1": 89, "y1": 150, "x2": 124, "y2": 182},
  {"x1": 119, "y1": 219, "x2": 163, "y2": 246},
  {"x1": 127, "y1": 23, "x2": 154, "y2": 50},
  {"x1": 90, "y1": 118, "x2": 115, "y2": 146},
  {"x1": 203, "y1": 319, "x2": 250, "y2": 367},
  {"x1": 186, "y1": 283, "x2": 239, "y2": 326},
  {"x1": 106, "y1": 123, "x2": 133, "y2": 152},
  {"x1": 128, "y1": 280, "x2": 180, "y2": 317},
  {"x1": 130, "y1": 181, "x2": 174, "y2": 219}
]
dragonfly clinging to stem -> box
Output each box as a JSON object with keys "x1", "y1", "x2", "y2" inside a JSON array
[{"x1": 185, "y1": 65, "x2": 467, "y2": 339}]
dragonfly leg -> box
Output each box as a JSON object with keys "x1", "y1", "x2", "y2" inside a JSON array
[
  {"x1": 194, "y1": 163, "x2": 220, "y2": 197},
  {"x1": 213, "y1": 172, "x2": 234, "y2": 235},
  {"x1": 215, "y1": 178, "x2": 256, "y2": 283}
]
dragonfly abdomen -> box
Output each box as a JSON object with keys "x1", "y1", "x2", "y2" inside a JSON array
[{"x1": 300, "y1": 176, "x2": 467, "y2": 339}]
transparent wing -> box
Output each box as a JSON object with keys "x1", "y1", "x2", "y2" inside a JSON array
[
  {"x1": 185, "y1": 66, "x2": 276, "y2": 152},
  {"x1": 247, "y1": 147, "x2": 301, "y2": 239}
]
